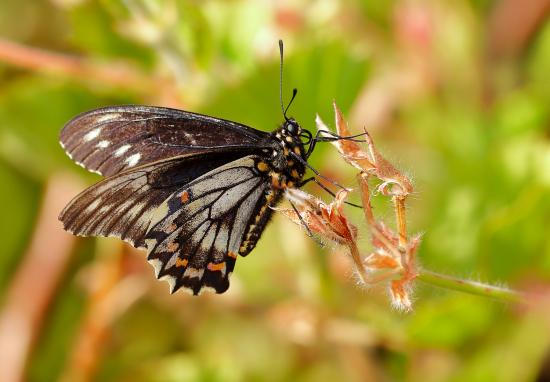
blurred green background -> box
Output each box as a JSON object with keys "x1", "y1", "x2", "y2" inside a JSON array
[{"x1": 1, "y1": 0, "x2": 550, "y2": 381}]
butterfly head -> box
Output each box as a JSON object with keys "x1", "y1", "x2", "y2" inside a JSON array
[{"x1": 283, "y1": 118, "x2": 301, "y2": 136}]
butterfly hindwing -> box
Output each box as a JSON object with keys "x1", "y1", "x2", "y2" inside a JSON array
[
  {"x1": 60, "y1": 105, "x2": 270, "y2": 177},
  {"x1": 145, "y1": 155, "x2": 279, "y2": 295},
  {"x1": 59, "y1": 150, "x2": 257, "y2": 249}
]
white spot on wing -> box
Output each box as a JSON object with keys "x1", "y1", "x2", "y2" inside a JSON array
[
  {"x1": 114, "y1": 145, "x2": 131, "y2": 157},
  {"x1": 85, "y1": 199, "x2": 101, "y2": 213},
  {"x1": 184, "y1": 268, "x2": 204, "y2": 279},
  {"x1": 198, "y1": 286, "x2": 217, "y2": 295},
  {"x1": 183, "y1": 132, "x2": 198, "y2": 145},
  {"x1": 148, "y1": 258, "x2": 163, "y2": 277},
  {"x1": 95, "y1": 113, "x2": 121, "y2": 123},
  {"x1": 126, "y1": 153, "x2": 141, "y2": 167},
  {"x1": 96, "y1": 140, "x2": 111, "y2": 148},
  {"x1": 84, "y1": 128, "x2": 101, "y2": 142},
  {"x1": 159, "y1": 274, "x2": 176, "y2": 293},
  {"x1": 179, "y1": 287, "x2": 194, "y2": 296}
]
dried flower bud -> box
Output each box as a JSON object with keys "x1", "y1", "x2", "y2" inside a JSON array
[
  {"x1": 318, "y1": 101, "x2": 413, "y2": 197},
  {"x1": 284, "y1": 189, "x2": 357, "y2": 245},
  {"x1": 390, "y1": 279, "x2": 413, "y2": 311}
]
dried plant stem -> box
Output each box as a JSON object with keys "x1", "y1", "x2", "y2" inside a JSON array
[
  {"x1": 357, "y1": 173, "x2": 402, "y2": 259},
  {"x1": 393, "y1": 196, "x2": 407, "y2": 248},
  {"x1": 0, "y1": 37, "x2": 164, "y2": 93},
  {"x1": 348, "y1": 242, "x2": 369, "y2": 285},
  {"x1": 416, "y1": 269, "x2": 524, "y2": 304},
  {"x1": 357, "y1": 173, "x2": 376, "y2": 226}
]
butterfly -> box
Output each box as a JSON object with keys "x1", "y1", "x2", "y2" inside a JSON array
[
  {"x1": 58, "y1": 94, "x2": 334, "y2": 295},
  {"x1": 58, "y1": 42, "x2": 355, "y2": 296}
]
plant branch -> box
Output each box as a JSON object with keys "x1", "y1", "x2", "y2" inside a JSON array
[
  {"x1": 416, "y1": 268, "x2": 524, "y2": 304},
  {"x1": 347, "y1": 241, "x2": 369, "y2": 285},
  {"x1": 393, "y1": 196, "x2": 407, "y2": 248},
  {"x1": 0, "y1": 37, "x2": 161, "y2": 92}
]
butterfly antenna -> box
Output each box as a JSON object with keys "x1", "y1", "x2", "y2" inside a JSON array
[
  {"x1": 279, "y1": 40, "x2": 298, "y2": 121},
  {"x1": 279, "y1": 40, "x2": 287, "y2": 121},
  {"x1": 284, "y1": 88, "x2": 298, "y2": 119}
]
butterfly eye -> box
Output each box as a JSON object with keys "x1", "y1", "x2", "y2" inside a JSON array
[{"x1": 286, "y1": 121, "x2": 299, "y2": 135}]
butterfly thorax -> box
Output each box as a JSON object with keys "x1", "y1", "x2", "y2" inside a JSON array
[{"x1": 261, "y1": 119, "x2": 306, "y2": 190}]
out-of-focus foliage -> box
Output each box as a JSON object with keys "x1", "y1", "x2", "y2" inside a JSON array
[{"x1": 1, "y1": 1, "x2": 550, "y2": 381}]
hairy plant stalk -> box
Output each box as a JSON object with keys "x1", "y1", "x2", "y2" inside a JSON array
[
  {"x1": 393, "y1": 196, "x2": 408, "y2": 248},
  {"x1": 416, "y1": 269, "x2": 523, "y2": 303}
]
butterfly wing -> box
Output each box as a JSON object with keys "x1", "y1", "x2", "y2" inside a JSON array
[
  {"x1": 60, "y1": 105, "x2": 270, "y2": 177},
  {"x1": 59, "y1": 150, "x2": 254, "y2": 249},
  {"x1": 145, "y1": 155, "x2": 280, "y2": 295}
]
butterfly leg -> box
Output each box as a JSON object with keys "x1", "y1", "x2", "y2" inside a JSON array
[{"x1": 298, "y1": 177, "x2": 362, "y2": 209}]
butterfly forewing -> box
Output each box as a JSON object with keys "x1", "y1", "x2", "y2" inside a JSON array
[
  {"x1": 60, "y1": 105, "x2": 270, "y2": 177},
  {"x1": 145, "y1": 155, "x2": 279, "y2": 295}
]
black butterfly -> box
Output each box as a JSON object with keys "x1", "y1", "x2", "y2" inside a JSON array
[
  {"x1": 58, "y1": 98, "x2": 327, "y2": 295},
  {"x1": 58, "y1": 41, "x2": 357, "y2": 295}
]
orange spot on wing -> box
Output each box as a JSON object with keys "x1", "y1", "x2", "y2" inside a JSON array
[
  {"x1": 257, "y1": 161, "x2": 269, "y2": 172},
  {"x1": 176, "y1": 258, "x2": 188, "y2": 267},
  {"x1": 228, "y1": 251, "x2": 237, "y2": 259},
  {"x1": 181, "y1": 190, "x2": 190, "y2": 204},
  {"x1": 207, "y1": 262, "x2": 225, "y2": 271}
]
